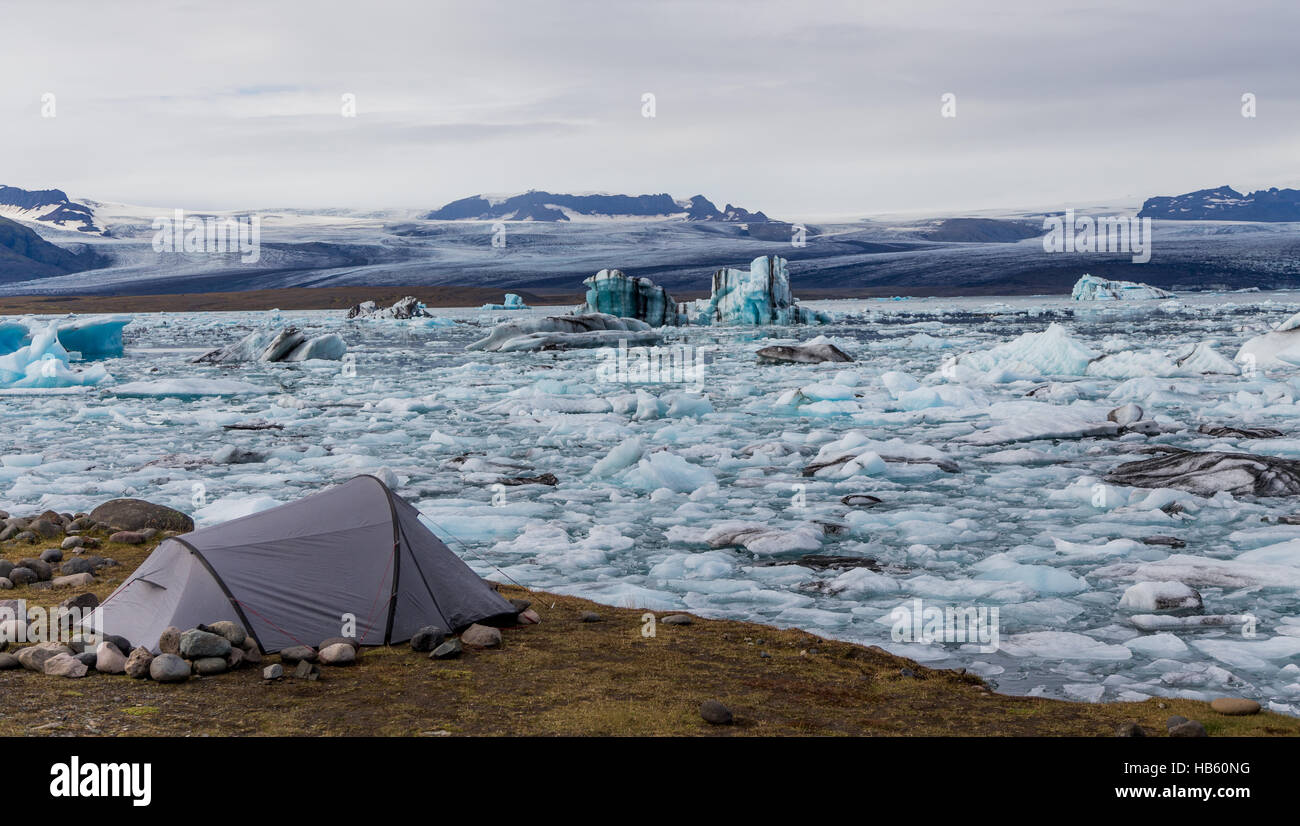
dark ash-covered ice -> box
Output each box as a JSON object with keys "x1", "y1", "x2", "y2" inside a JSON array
[{"x1": 1105, "y1": 448, "x2": 1300, "y2": 497}]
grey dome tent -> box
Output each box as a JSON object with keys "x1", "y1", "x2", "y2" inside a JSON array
[{"x1": 85, "y1": 475, "x2": 516, "y2": 653}]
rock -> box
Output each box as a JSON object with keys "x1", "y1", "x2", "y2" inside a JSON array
[
  {"x1": 102, "y1": 634, "x2": 132, "y2": 655},
  {"x1": 39, "y1": 547, "x2": 63, "y2": 563},
  {"x1": 157, "y1": 626, "x2": 182, "y2": 655},
  {"x1": 1166, "y1": 715, "x2": 1188, "y2": 729},
  {"x1": 75, "y1": 650, "x2": 99, "y2": 668},
  {"x1": 51, "y1": 573, "x2": 95, "y2": 589},
  {"x1": 263, "y1": 664, "x2": 284, "y2": 680},
  {"x1": 149, "y1": 653, "x2": 191, "y2": 683},
  {"x1": 61, "y1": 536, "x2": 84, "y2": 550},
  {"x1": 124, "y1": 646, "x2": 155, "y2": 679},
  {"x1": 756, "y1": 336, "x2": 853, "y2": 364},
  {"x1": 409, "y1": 626, "x2": 448, "y2": 653},
  {"x1": 1210, "y1": 697, "x2": 1261, "y2": 716},
  {"x1": 700, "y1": 700, "x2": 733, "y2": 725},
  {"x1": 1168, "y1": 720, "x2": 1208, "y2": 737},
  {"x1": 1105, "y1": 449, "x2": 1300, "y2": 497},
  {"x1": 319, "y1": 637, "x2": 360, "y2": 651},
  {"x1": 226, "y1": 647, "x2": 244, "y2": 670},
  {"x1": 517, "y1": 609, "x2": 541, "y2": 625},
  {"x1": 0, "y1": 578, "x2": 10, "y2": 590},
  {"x1": 241, "y1": 645, "x2": 262, "y2": 665},
  {"x1": 292, "y1": 660, "x2": 320, "y2": 680},
  {"x1": 579, "y1": 611, "x2": 602, "y2": 623},
  {"x1": 139, "y1": 527, "x2": 159, "y2": 540},
  {"x1": 58, "y1": 592, "x2": 99, "y2": 612},
  {"x1": 28, "y1": 519, "x2": 63, "y2": 539},
  {"x1": 17, "y1": 558, "x2": 52, "y2": 580},
  {"x1": 1141, "y1": 535, "x2": 1186, "y2": 548},
  {"x1": 1115, "y1": 721, "x2": 1146, "y2": 737},
  {"x1": 13, "y1": 531, "x2": 35, "y2": 543},
  {"x1": 0, "y1": 560, "x2": 11, "y2": 579},
  {"x1": 44, "y1": 652, "x2": 89, "y2": 678},
  {"x1": 840, "y1": 494, "x2": 883, "y2": 507},
  {"x1": 430, "y1": 639, "x2": 462, "y2": 660},
  {"x1": 202, "y1": 621, "x2": 246, "y2": 646},
  {"x1": 0, "y1": 652, "x2": 17, "y2": 670},
  {"x1": 95, "y1": 642, "x2": 126, "y2": 674},
  {"x1": 88, "y1": 499, "x2": 195, "y2": 533},
  {"x1": 108, "y1": 531, "x2": 146, "y2": 545},
  {"x1": 179, "y1": 629, "x2": 231, "y2": 659},
  {"x1": 17, "y1": 643, "x2": 72, "y2": 671},
  {"x1": 194, "y1": 657, "x2": 227, "y2": 676},
  {"x1": 662, "y1": 614, "x2": 693, "y2": 626},
  {"x1": 60, "y1": 557, "x2": 94, "y2": 576},
  {"x1": 508, "y1": 598, "x2": 532, "y2": 614},
  {"x1": 279, "y1": 645, "x2": 317, "y2": 664},
  {"x1": 1107, "y1": 403, "x2": 1144, "y2": 426},
  {"x1": 460, "y1": 623, "x2": 502, "y2": 649},
  {"x1": 318, "y1": 643, "x2": 356, "y2": 666}
]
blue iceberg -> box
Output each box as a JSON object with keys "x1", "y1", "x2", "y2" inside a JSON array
[
  {"x1": 480, "y1": 293, "x2": 530, "y2": 311},
  {"x1": 581, "y1": 270, "x2": 682, "y2": 327},
  {"x1": 0, "y1": 321, "x2": 111, "y2": 388},
  {"x1": 0, "y1": 314, "x2": 133, "y2": 360},
  {"x1": 686, "y1": 256, "x2": 828, "y2": 326}
]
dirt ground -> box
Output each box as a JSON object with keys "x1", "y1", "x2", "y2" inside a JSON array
[
  {"x1": 0, "y1": 286, "x2": 582, "y2": 315},
  {"x1": 2, "y1": 535, "x2": 1297, "y2": 737}
]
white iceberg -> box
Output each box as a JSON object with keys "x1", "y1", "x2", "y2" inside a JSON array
[
  {"x1": 1071, "y1": 273, "x2": 1175, "y2": 301},
  {"x1": 1236, "y1": 311, "x2": 1300, "y2": 370}
]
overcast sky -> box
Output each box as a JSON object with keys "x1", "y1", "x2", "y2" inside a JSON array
[{"x1": 3, "y1": 0, "x2": 1298, "y2": 219}]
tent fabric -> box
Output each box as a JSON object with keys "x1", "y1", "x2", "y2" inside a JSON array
[{"x1": 86, "y1": 475, "x2": 516, "y2": 653}]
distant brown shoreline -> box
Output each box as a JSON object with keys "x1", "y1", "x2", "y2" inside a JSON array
[{"x1": 0, "y1": 283, "x2": 1065, "y2": 314}]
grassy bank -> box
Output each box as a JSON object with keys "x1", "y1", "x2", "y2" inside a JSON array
[{"x1": 2, "y1": 536, "x2": 1297, "y2": 737}]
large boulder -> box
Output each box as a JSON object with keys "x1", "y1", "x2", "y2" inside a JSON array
[
  {"x1": 17, "y1": 643, "x2": 72, "y2": 671},
  {"x1": 95, "y1": 642, "x2": 127, "y2": 674},
  {"x1": 317, "y1": 643, "x2": 356, "y2": 666},
  {"x1": 179, "y1": 629, "x2": 231, "y2": 659},
  {"x1": 88, "y1": 499, "x2": 194, "y2": 533},
  {"x1": 44, "y1": 652, "x2": 89, "y2": 678},
  {"x1": 149, "y1": 653, "x2": 191, "y2": 683},
  {"x1": 124, "y1": 646, "x2": 154, "y2": 679},
  {"x1": 460, "y1": 624, "x2": 502, "y2": 649}
]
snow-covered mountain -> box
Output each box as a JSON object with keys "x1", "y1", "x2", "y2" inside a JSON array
[
  {"x1": 1139, "y1": 185, "x2": 1300, "y2": 222},
  {"x1": 425, "y1": 191, "x2": 773, "y2": 223},
  {"x1": 0, "y1": 185, "x2": 101, "y2": 234}
]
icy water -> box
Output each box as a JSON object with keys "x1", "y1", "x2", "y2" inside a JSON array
[{"x1": 6, "y1": 292, "x2": 1300, "y2": 711}]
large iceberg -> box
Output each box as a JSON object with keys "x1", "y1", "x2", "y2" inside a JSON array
[
  {"x1": 347, "y1": 296, "x2": 431, "y2": 319},
  {"x1": 191, "y1": 326, "x2": 347, "y2": 363},
  {"x1": 0, "y1": 321, "x2": 111, "y2": 388},
  {"x1": 1236, "y1": 310, "x2": 1300, "y2": 369},
  {"x1": 686, "y1": 256, "x2": 829, "y2": 326},
  {"x1": 580, "y1": 270, "x2": 681, "y2": 327},
  {"x1": 0, "y1": 314, "x2": 132, "y2": 360},
  {"x1": 1071, "y1": 274, "x2": 1174, "y2": 301},
  {"x1": 467, "y1": 313, "x2": 662, "y2": 352}
]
